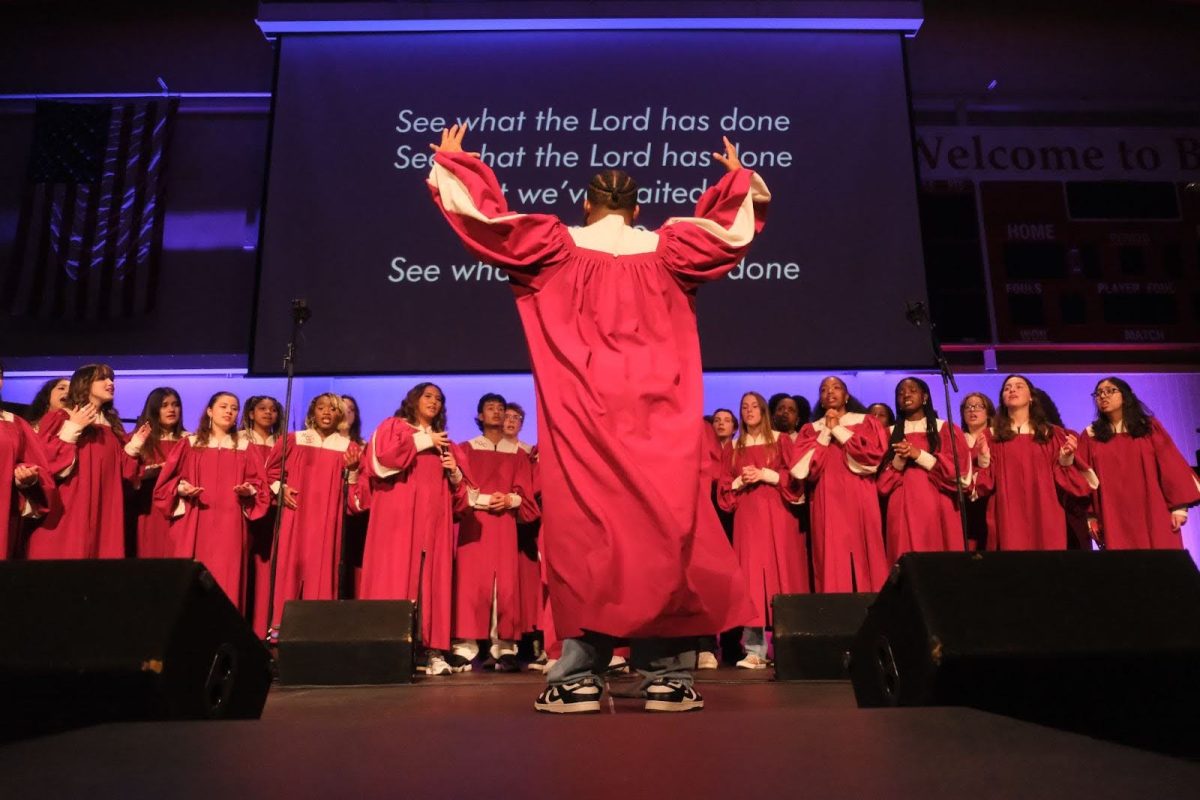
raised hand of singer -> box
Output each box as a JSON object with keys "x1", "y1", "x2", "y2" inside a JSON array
[
  {"x1": 67, "y1": 402, "x2": 99, "y2": 428},
  {"x1": 129, "y1": 422, "x2": 152, "y2": 449},
  {"x1": 1060, "y1": 433, "x2": 1079, "y2": 458},
  {"x1": 344, "y1": 447, "x2": 360, "y2": 471},
  {"x1": 429, "y1": 123, "x2": 480, "y2": 158},
  {"x1": 430, "y1": 430, "x2": 451, "y2": 451},
  {"x1": 712, "y1": 135, "x2": 741, "y2": 172}
]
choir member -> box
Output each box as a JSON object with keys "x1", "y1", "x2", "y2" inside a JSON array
[
  {"x1": 430, "y1": 126, "x2": 759, "y2": 713},
  {"x1": 451, "y1": 393, "x2": 541, "y2": 671},
  {"x1": 1076, "y1": 377, "x2": 1200, "y2": 549},
  {"x1": 30, "y1": 364, "x2": 149, "y2": 559},
  {"x1": 240, "y1": 395, "x2": 281, "y2": 635},
  {"x1": 25, "y1": 377, "x2": 69, "y2": 431},
  {"x1": 358, "y1": 382, "x2": 468, "y2": 677},
  {"x1": 768, "y1": 393, "x2": 803, "y2": 442},
  {"x1": 155, "y1": 392, "x2": 269, "y2": 610},
  {"x1": 974, "y1": 374, "x2": 1090, "y2": 550},
  {"x1": 707, "y1": 407, "x2": 742, "y2": 666},
  {"x1": 128, "y1": 387, "x2": 187, "y2": 558},
  {"x1": 719, "y1": 392, "x2": 808, "y2": 669},
  {"x1": 265, "y1": 393, "x2": 360, "y2": 633},
  {"x1": 505, "y1": 402, "x2": 552, "y2": 670},
  {"x1": 958, "y1": 391, "x2": 995, "y2": 550},
  {"x1": 1033, "y1": 387, "x2": 1092, "y2": 550},
  {"x1": 340, "y1": 394, "x2": 369, "y2": 598},
  {"x1": 711, "y1": 408, "x2": 738, "y2": 449},
  {"x1": 1, "y1": 361, "x2": 55, "y2": 559},
  {"x1": 790, "y1": 376, "x2": 889, "y2": 592},
  {"x1": 867, "y1": 403, "x2": 896, "y2": 431},
  {"x1": 876, "y1": 377, "x2": 970, "y2": 561}
]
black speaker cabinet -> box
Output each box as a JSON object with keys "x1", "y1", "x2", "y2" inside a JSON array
[
  {"x1": 772, "y1": 592, "x2": 875, "y2": 679},
  {"x1": 849, "y1": 550, "x2": 1200, "y2": 757},
  {"x1": 278, "y1": 600, "x2": 415, "y2": 685},
  {"x1": 0, "y1": 559, "x2": 272, "y2": 741}
]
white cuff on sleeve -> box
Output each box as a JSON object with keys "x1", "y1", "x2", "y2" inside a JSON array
[
  {"x1": 347, "y1": 469, "x2": 359, "y2": 485},
  {"x1": 508, "y1": 493, "x2": 522, "y2": 509},
  {"x1": 413, "y1": 431, "x2": 435, "y2": 452},
  {"x1": 58, "y1": 420, "x2": 84, "y2": 444},
  {"x1": 789, "y1": 449, "x2": 816, "y2": 481},
  {"x1": 831, "y1": 425, "x2": 854, "y2": 445},
  {"x1": 449, "y1": 467, "x2": 464, "y2": 486},
  {"x1": 731, "y1": 477, "x2": 745, "y2": 491},
  {"x1": 915, "y1": 450, "x2": 938, "y2": 471}
]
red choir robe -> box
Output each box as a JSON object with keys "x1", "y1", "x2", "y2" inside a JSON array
[
  {"x1": 240, "y1": 431, "x2": 277, "y2": 635},
  {"x1": 877, "y1": 419, "x2": 971, "y2": 562},
  {"x1": 974, "y1": 424, "x2": 1091, "y2": 550},
  {"x1": 454, "y1": 436, "x2": 541, "y2": 641},
  {"x1": 30, "y1": 409, "x2": 140, "y2": 559},
  {"x1": 511, "y1": 439, "x2": 545, "y2": 635},
  {"x1": 717, "y1": 434, "x2": 809, "y2": 627},
  {"x1": 791, "y1": 413, "x2": 890, "y2": 593},
  {"x1": 962, "y1": 430, "x2": 991, "y2": 551},
  {"x1": 154, "y1": 435, "x2": 270, "y2": 610},
  {"x1": 358, "y1": 418, "x2": 468, "y2": 652},
  {"x1": 429, "y1": 151, "x2": 764, "y2": 640},
  {"x1": 1, "y1": 411, "x2": 56, "y2": 559},
  {"x1": 130, "y1": 437, "x2": 188, "y2": 559},
  {"x1": 1076, "y1": 419, "x2": 1200, "y2": 550},
  {"x1": 265, "y1": 430, "x2": 360, "y2": 629}
]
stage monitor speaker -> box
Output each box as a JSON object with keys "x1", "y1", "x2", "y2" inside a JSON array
[
  {"x1": 0, "y1": 559, "x2": 272, "y2": 741},
  {"x1": 772, "y1": 592, "x2": 875, "y2": 680},
  {"x1": 848, "y1": 550, "x2": 1200, "y2": 757},
  {"x1": 277, "y1": 600, "x2": 415, "y2": 685}
]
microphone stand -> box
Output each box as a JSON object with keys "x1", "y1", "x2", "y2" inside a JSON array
[
  {"x1": 907, "y1": 301, "x2": 971, "y2": 552},
  {"x1": 265, "y1": 299, "x2": 311, "y2": 646}
]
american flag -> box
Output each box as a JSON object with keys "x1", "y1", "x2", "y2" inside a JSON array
[{"x1": 3, "y1": 98, "x2": 179, "y2": 319}]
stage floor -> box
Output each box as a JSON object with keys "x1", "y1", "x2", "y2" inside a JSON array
[{"x1": 2, "y1": 668, "x2": 1197, "y2": 799}]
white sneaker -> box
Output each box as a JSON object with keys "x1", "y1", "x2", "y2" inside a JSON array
[
  {"x1": 735, "y1": 653, "x2": 769, "y2": 670},
  {"x1": 426, "y1": 655, "x2": 453, "y2": 676},
  {"x1": 697, "y1": 651, "x2": 719, "y2": 670}
]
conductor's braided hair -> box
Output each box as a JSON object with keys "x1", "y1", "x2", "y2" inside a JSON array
[{"x1": 586, "y1": 169, "x2": 639, "y2": 212}]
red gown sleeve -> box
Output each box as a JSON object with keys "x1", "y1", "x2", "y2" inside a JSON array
[
  {"x1": 658, "y1": 168, "x2": 771, "y2": 290},
  {"x1": 790, "y1": 423, "x2": 827, "y2": 482},
  {"x1": 928, "y1": 422, "x2": 973, "y2": 495},
  {"x1": 512, "y1": 451, "x2": 541, "y2": 525},
  {"x1": 1149, "y1": 419, "x2": 1200, "y2": 510},
  {"x1": 876, "y1": 452, "x2": 903, "y2": 497},
  {"x1": 37, "y1": 409, "x2": 78, "y2": 478},
  {"x1": 840, "y1": 416, "x2": 888, "y2": 476},
  {"x1": 716, "y1": 445, "x2": 740, "y2": 513},
  {"x1": 427, "y1": 151, "x2": 571, "y2": 288},
  {"x1": 13, "y1": 416, "x2": 56, "y2": 518},
  {"x1": 153, "y1": 438, "x2": 194, "y2": 520},
  {"x1": 1053, "y1": 427, "x2": 1091, "y2": 499},
  {"x1": 240, "y1": 450, "x2": 271, "y2": 522},
  {"x1": 371, "y1": 419, "x2": 425, "y2": 476}
]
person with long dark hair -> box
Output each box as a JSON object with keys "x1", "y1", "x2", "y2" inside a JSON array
[
  {"x1": 240, "y1": 395, "x2": 282, "y2": 633},
  {"x1": 866, "y1": 403, "x2": 896, "y2": 431},
  {"x1": 790, "y1": 376, "x2": 889, "y2": 592},
  {"x1": 265, "y1": 393, "x2": 361, "y2": 636},
  {"x1": 1075, "y1": 377, "x2": 1200, "y2": 549},
  {"x1": 718, "y1": 392, "x2": 808, "y2": 670},
  {"x1": 339, "y1": 394, "x2": 370, "y2": 600},
  {"x1": 128, "y1": 387, "x2": 187, "y2": 558},
  {"x1": 430, "y1": 125, "x2": 761, "y2": 712},
  {"x1": 768, "y1": 393, "x2": 803, "y2": 442},
  {"x1": 155, "y1": 392, "x2": 270, "y2": 610},
  {"x1": 25, "y1": 377, "x2": 69, "y2": 432},
  {"x1": 974, "y1": 374, "x2": 1090, "y2": 550},
  {"x1": 358, "y1": 382, "x2": 468, "y2": 677},
  {"x1": 959, "y1": 391, "x2": 995, "y2": 550},
  {"x1": 876, "y1": 377, "x2": 970, "y2": 561},
  {"x1": 1, "y1": 361, "x2": 55, "y2": 559},
  {"x1": 31, "y1": 364, "x2": 149, "y2": 559}
]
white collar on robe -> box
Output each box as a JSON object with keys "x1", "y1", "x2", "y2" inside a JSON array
[
  {"x1": 188, "y1": 433, "x2": 249, "y2": 451},
  {"x1": 0, "y1": 411, "x2": 12, "y2": 423},
  {"x1": 889, "y1": 418, "x2": 945, "y2": 434},
  {"x1": 240, "y1": 429, "x2": 276, "y2": 447},
  {"x1": 296, "y1": 429, "x2": 352, "y2": 452},
  {"x1": 736, "y1": 432, "x2": 776, "y2": 447},
  {"x1": 568, "y1": 214, "x2": 659, "y2": 256},
  {"x1": 468, "y1": 434, "x2": 519, "y2": 453},
  {"x1": 1084, "y1": 421, "x2": 1124, "y2": 437},
  {"x1": 407, "y1": 421, "x2": 435, "y2": 435},
  {"x1": 812, "y1": 412, "x2": 866, "y2": 432}
]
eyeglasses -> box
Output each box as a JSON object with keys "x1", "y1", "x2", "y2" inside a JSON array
[
  {"x1": 1092, "y1": 387, "x2": 1120, "y2": 398},
  {"x1": 963, "y1": 404, "x2": 987, "y2": 412}
]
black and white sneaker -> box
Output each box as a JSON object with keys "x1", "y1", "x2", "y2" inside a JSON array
[
  {"x1": 534, "y1": 681, "x2": 602, "y2": 714},
  {"x1": 644, "y1": 679, "x2": 704, "y2": 712},
  {"x1": 494, "y1": 654, "x2": 521, "y2": 673},
  {"x1": 445, "y1": 653, "x2": 473, "y2": 673}
]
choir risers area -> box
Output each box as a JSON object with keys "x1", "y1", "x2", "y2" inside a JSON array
[{"x1": 1, "y1": 674, "x2": 1197, "y2": 799}]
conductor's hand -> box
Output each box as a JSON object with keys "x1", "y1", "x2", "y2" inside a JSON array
[
  {"x1": 430, "y1": 123, "x2": 481, "y2": 158},
  {"x1": 712, "y1": 136, "x2": 741, "y2": 172}
]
